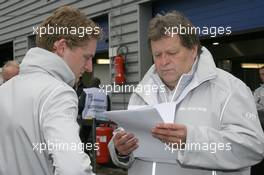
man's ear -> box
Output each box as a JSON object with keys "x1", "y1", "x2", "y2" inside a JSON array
[{"x1": 53, "y1": 39, "x2": 67, "y2": 57}]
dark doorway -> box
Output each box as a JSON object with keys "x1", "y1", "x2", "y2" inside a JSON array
[
  {"x1": 0, "y1": 41, "x2": 13, "y2": 67},
  {"x1": 201, "y1": 30, "x2": 264, "y2": 91}
]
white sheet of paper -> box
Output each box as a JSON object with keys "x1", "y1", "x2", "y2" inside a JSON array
[
  {"x1": 104, "y1": 106, "x2": 178, "y2": 159},
  {"x1": 127, "y1": 105, "x2": 146, "y2": 110},
  {"x1": 128, "y1": 103, "x2": 176, "y2": 122},
  {"x1": 153, "y1": 102, "x2": 176, "y2": 123}
]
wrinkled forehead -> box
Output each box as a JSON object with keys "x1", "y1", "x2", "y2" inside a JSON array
[{"x1": 151, "y1": 35, "x2": 181, "y2": 48}]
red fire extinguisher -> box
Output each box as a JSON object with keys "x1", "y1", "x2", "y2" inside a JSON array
[
  {"x1": 114, "y1": 45, "x2": 128, "y2": 85},
  {"x1": 114, "y1": 55, "x2": 125, "y2": 85},
  {"x1": 96, "y1": 124, "x2": 113, "y2": 164}
]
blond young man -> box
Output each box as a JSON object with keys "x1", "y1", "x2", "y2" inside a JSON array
[{"x1": 0, "y1": 6, "x2": 100, "y2": 175}]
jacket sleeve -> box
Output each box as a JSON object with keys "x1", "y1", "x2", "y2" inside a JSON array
[
  {"x1": 108, "y1": 134, "x2": 134, "y2": 169},
  {"x1": 178, "y1": 81, "x2": 264, "y2": 170},
  {"x1": 40, "y1": 85, "x2": 94, "y2": 175}
]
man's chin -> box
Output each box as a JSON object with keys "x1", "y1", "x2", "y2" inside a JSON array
[
  {"x1": 161, "y1": 78, "x2": 177, "y2": 87},
  {"x1": 162, "y1": 76, "x2": 175, "y2": 82}
]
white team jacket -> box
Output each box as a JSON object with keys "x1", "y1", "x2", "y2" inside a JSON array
[{"x1": 108, "y1": 47, "x2": 264, "y2": 175}]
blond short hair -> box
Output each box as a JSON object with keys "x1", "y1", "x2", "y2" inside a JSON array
[{"x1": 36, "y1": 6, "x2": 101, "y2": 51}]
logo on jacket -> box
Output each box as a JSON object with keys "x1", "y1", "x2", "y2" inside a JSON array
[
  {"x1": 242, "y1": 112, "x2": 257, "y2": 121},
  {"x1": 179, "y1": 107, "x2": 207, "y2": 112}
]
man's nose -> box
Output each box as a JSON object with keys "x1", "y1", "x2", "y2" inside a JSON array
[
  {"x1": 84, "y1": 59, "x2": 93, "y2": 73},
  {"x1": 160, "y1": 54, "x2": 169, "y2": 66}
]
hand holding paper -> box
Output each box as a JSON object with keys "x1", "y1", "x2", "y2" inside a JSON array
[
  {"x1": 113, "y1": 130, "x2": 139, "y2": 156},
  {"x1": 104, "y1": 103, "x2": 179, "y2": 159},
  {"x1": 151, "y1": 123, "x2": 187, "y2": 148}
]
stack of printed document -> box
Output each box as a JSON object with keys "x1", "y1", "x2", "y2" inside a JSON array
[{"x1": 104, "y1": 103, "x2": 178, "y2": 159}]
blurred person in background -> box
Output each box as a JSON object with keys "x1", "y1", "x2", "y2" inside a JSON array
[
  {"x1": 254, "y1": 66, "x2": 264, "y2": 111},
  {"x1": 1, "y1": 60, "x2": 19, "y2": 83}
]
